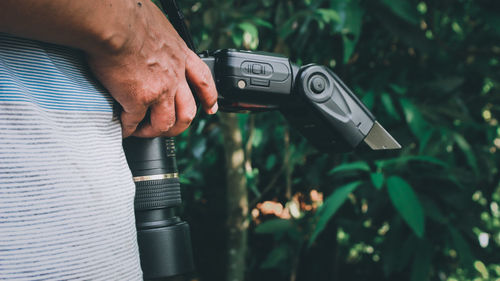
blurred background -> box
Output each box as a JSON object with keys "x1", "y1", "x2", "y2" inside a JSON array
[{"x1": 156, "y1": 0, "x2": 500, "y2": 280}]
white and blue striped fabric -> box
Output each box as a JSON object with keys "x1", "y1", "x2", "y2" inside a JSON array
[{"x1": 0, "y1": 33, "x2": 143, "y2": 280}]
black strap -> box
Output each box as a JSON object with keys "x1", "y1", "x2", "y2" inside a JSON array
[{"x1": 159, "y1": 0, "x2": 197, "y2": 52}]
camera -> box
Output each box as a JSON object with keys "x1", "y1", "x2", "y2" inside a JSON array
[{"x1": 123, "y1": 48, "x2": 401, "y2": 280}]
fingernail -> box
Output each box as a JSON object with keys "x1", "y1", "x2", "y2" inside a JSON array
[{"x1": 208, "y1": 103, "x2": 218, "y2": 114}]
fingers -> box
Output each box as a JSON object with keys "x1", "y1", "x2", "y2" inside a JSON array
[
  {"x1": 132, "y1": 80, "x2": 196, "y2": 138},
  {"x1": 124, "y1": 49, "x2": 217, "y2": 138},
  {"x1": 120, "y1": 105, "x2": 148, "y2": 138},
  {"x1": 185, "y1": 51, "x2": 219, "y2": 114},
  {"x1": 164, "y1": 81, "x2": 197, "y2": 136}
]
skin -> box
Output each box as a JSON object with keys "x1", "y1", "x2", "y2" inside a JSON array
[{"x1": 0, "y1": 0, "x2": 218, "y2": 138}]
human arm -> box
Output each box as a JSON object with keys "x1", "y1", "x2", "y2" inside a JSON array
[{"x1": 0, "y1": 0, "x2": 218, "y2": 137}]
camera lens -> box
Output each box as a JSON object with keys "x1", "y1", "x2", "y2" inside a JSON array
[{"x1": 123, "y1": 137, "x2": 194, "y2": 280}]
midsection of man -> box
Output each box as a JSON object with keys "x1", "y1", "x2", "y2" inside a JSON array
[{"x1": 0, "y1": 33, "x2": 142, "y2": 280}]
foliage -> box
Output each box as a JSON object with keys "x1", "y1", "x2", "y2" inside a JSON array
[{"x1": 170, "y1": 0, "x2": 500, "y2": 280}]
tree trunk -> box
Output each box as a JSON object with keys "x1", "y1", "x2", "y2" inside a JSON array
[{"x1": 219, "y1": 113, "x2": 248, "y2": 281}]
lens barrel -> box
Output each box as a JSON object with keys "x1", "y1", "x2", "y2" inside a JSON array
[{"x1": 123, "y1": 137, "x2": 194, "y2": 280}]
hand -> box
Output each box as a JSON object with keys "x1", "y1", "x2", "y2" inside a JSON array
[{"x1": 86, "y1": 0, "x2": 218, "y2": 138}]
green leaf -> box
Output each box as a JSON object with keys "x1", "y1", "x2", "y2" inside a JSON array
[
  {"x1": 245, "y1": 167, "x2": 258, "y2": 180},
  {"x1": 396, "y1": 235, "x2": 418, "y2": 272},
  {"x1": 420, "y1": 197, "x2": 447, "y2": 224},
  {"x1": 389, "y1": 84, "x2": 407, "y2": 95},
  {"x1": 370, "y1": 172, "x2": 385, "y2": 190},
  {"x1": 342, "y1": 34, "x2": 356, "y2": 63},
  {"x1": 474, "y1": 261, "x2": 489, "y2": 279},
  {"x1": 279, "y1": 20, "x2": 296, "y2": 39},
  {"x1": 328, "y1": 161, "x2": 370, "y2": 175},
  {"x1": 387, "y1": 176, "x2": 425, "y2": 238},
  {"x1": 448, "y1": 225, "x2": 474, "y2": 269},
  {"x1": 361, "y1": 90, "x2": 375, "y2": 110},
  {"x1": 252, "y1": 128, "x2": 264, "y2": 147},
  {"x1": 382, "y1": 223, "x2": 418, "y2": 275},
  {"x1": 179, "y1": 176, "x2": 191, "y2": 185},
  {"x1": 231, "y1": 29, "x2": 243, "y2": 47},
  {"x1": 407, "y1": 156, "x2": 447, "y2": 166},
  {"x1": 308, "y1": 181, "x2": 362, "y2": 247},
  {"x1": 374, "y1": 8, "x2": 431, "y2": 51},
  {"x1": 400, "y1": 98, "x2": 429, "y2": 141},
  {"x1": 381, "y1": 0, "x2": 420, "y2": 25},
  {"x1": 255, "y1": 219, "x2": 293, "y2": 234},
  {"x1": 410, "y1": 240, "x2": 432, "y2": 281},
  {"x1": 260, "y1": 245, "x2": 289, "y2": 269},
  {"x1": 315, "y1": 9, "x2": 341, "y2": 23},
  {"x1": 192, "y1": 138, "x2": 207, "y2": 159},
  {"x1": 278, "y1": 13, "x2": 303, "y2": 39},
  {"x1": 453, "y1": 133, "x2": 479, "y2": 175},
  {"x1": 237, "y1": 114, "x2": 249, "y2": 141},
  {"x1": 341, "y1": 0, "x2": 363, "y2": 63},
  {"x1": 249, "y1": 183, "x2": 261, "y2": 198},
  {"x1": 425, "y1": 77, "x2": 464, "y2": 94},
  {"x1": 195, "y1": 119, "x2": 207, "y2": 135},
  {"x1": 376, "y1": 155, "x2": 448, "y2": 169},
  {"x1": 265, "y1": 154, "x2": 277, "y2": 171},
  {"x1": 237, "y1": 22, "x2": 259, "y2": 39},
  {"x1": 381, "y1": 93, "x2": 401, "y2": 120},
  {"x1": 252, "y1": 18, "x2": 273, "y2": 29},
  {"x1": 419, "y1": 129, "x2": 434, "y2": 154}
]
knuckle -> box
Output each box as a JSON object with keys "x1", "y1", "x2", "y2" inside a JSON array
[
  {"x1": 178, "y1": 105, "x2": 197, "y2": 125},
  {"x1": 184, "y1": 47, "x2": 194, "y2": 59},
  {"x1": 165, "y1": 116, "x2": 176, "y2": 130},
  {"x1": 157, "y1": 121, "x2": 174, "y2": 134},
  {"x1": 165, "y1": 83, "x2": 178, "y2": 96},
  {"x1": 164, "y1": 68, "x2": 176, "y2": 81},
  {"x1": 200, "y1": 67, "x2": 212, "y2": 87},
  {"x1": 151, "y1": 110, "x2": 175, "y2": 134},
  {"x1": 138, "y1": 91, "x2": 157, "y2": 106}
]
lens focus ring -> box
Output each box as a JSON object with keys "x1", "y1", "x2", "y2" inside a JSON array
[{"x1": 134, "y1": 177, "x2": 181, "y2": 210}]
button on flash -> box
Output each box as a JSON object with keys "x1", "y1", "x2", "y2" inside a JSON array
[
  {"x1": 252, "y1": 64, "x2": 264, "y2": 75},
  {"x1": 237, "y1": 80, "x2": 247, "y2": 89}
]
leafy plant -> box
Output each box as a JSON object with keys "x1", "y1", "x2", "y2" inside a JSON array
[{"x1": 168, "y1": 0, "x2": 500, "y2": 280}]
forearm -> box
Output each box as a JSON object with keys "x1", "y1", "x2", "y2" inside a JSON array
[
  {"x1": 0, "y1": 0, "x2": 141, "y2": 55},
  {"x1": 0, "y1": 0, "x2": 218, "y2": 138}
]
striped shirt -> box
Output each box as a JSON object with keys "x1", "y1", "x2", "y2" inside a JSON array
[{"x1": 0, "y1": 34, "x2": 143, "y2": 280}]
